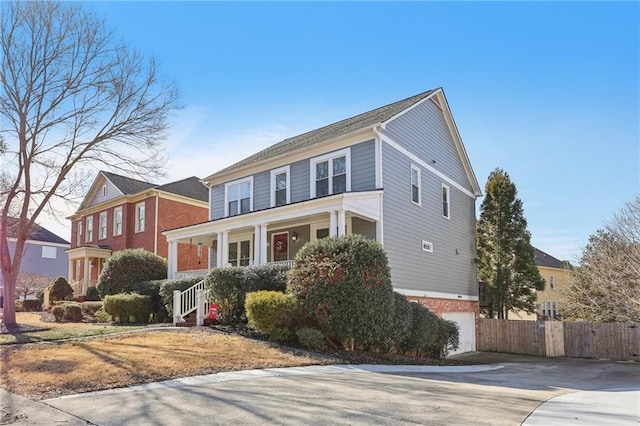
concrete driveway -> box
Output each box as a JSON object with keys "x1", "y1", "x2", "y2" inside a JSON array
[{"x1": 8, "y1": 353, "x2": 640, "y2": 425}]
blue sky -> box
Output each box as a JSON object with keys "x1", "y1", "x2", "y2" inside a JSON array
[{"x1": 44, "y1": 1, "x2": 638, "y2": 262}]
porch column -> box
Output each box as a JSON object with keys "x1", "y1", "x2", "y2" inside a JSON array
[
  {"x1": 216, "y1": 232, "x2": 223, "y2": 267},
  {"x1": 83, "y1": 255, "x2": 89, "y2": 295},
  {"x1": 337, "y1": 209, "x2": 346, "y2": 236},
  {"x1": 260, "y1": 224, "x2": 268, "y2": 265},
  {"x1": 68, "y1": 259, "x2": 74, "y2": 284},
  {"x1": 168, "y1": 240, "x2": 178, "y2": 279},
  {"x1": 329, "y1": 211, "x2": 338, "y2": 237},
  {"x1": 221, "y1": 231, "x2": 229, "y2": 266},
  {"x1": 253, "y1": 225, "x2": 261, "y2": 265}
]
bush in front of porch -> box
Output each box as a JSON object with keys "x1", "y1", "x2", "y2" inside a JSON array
[{"x1": 97, "y1": 249, "x2": 167, "y2": 297}]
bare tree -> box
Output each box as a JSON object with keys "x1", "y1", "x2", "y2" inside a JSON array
[
  {"x1": 16, "y1": 273, "x2": 50, "y2": 301},
  {"x1": 0, "y1": 1, "x2": 178, "y2": 325},
  {"x1": 562, "y1": 195, "x2": 640, "y2": 322}
]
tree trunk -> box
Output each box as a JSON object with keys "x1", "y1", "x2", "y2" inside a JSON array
[{"x1": 2, "y1": 271, "x2": 17, "y2": 325}]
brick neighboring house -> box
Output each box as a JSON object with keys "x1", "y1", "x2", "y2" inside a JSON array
[{"x1": 66, "y1": 171, "x2": 209, "y2": 295}]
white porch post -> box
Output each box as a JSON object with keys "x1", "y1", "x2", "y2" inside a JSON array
[
  {"x1": 221, "y1": 231, "x2": 229, "y2": 266},
  {"x1": 196, "y1": 289, "x2": 205, "y2": 326},
  {"x1": 67, "y1": 259, "x2": 74, "y2": 284},
  {"x1": 337, "y1": 209, "x2": 346, "y2": 236},
  {"x1": 254, "y1": 225, "x2": 261, "y2": 265},
  {"x1": 216, "y1": 232, "x2": 223, "y2": 267},
  {"x1": 168, "y1": 240, "x2": 178, "y2": 279},
  {"x1": 260, "y1": 224, "x2": 268, "y2": 264},
  {"x1": 329, "y1": 211, "x2": 338, "y2": 237},
  {"x1": 83, "y1": 255, "x2": 89, "y2": 295}
]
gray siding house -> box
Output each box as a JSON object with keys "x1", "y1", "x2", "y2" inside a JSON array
[{"x1": 164, "y1": 88, "x2": 482, "y2": 353}]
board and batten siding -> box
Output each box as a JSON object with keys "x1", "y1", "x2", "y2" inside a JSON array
[
  {"x1": 384, "y1": 99, "x2": 473, "y2": 193},
  {"x1": 381, "y1": 143, "x2": 477, "y2": 296}
]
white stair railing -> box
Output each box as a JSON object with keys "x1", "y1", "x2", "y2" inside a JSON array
[{"x1": 173, "y1": 279, "x2": 206, "y2": 325}]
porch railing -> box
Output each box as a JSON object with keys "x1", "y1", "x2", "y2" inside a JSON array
[
  {"x1": 173, "y1": 278, "x2": 206, "y2": 324},
  {"x1": 175, "y1": 269, "x2": 213, "y2": 279},
  {"x1": 268, "y1": 260, "x2": 295, "y2": 267}
]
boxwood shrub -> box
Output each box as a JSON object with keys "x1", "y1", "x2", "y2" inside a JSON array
[
  {"x1": 22, "y1": 299, "x2": 42, "y2": 312},
  {"x1": 296, "y1": 327, "x2": 328, "y2": 352},
  {"x1": 245, "y1": 291, "x2": 297, "y2": 342},
  {"x1": 81, "y1": 301, "x2": 103, "y2": 316},
  {"x1": 287, "y1": 235, "x2": 394, "y2": 349},
  {"x1": 52, "y1": 305, "x2": 64, "y2": 322},
  {"x1": 97, "y1": 249, "x2": 167, "y2": 297},
  {"x1": 103, "y1": 293, "x2": 152, "y2": 323},
  {"x1": 48, "y1": 277, "x2": 73, "y2": 302},
  {"x1": 63, "y1": 303, "x2": 83, "y2": 322}
]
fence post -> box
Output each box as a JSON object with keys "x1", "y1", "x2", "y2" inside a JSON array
[
  {"x1": 196, "y1": 289, "x2": 205, "y2": 326},
  {"x1": 173, "y1": 290, "x2": 181, "y2": 325}
]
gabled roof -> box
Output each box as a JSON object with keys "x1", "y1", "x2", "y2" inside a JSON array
[
  {"x1": 101, "y1": 171, "x2": 157, "y2": 195},
  {"x1": 205, "y1": 89, "x2": 437, "y2": 181},
  {"x1": 6, "y1": 217, "x2": 69, "y2": 245},
  {"x1": 534, "y1": 247, "x2": 572, "y2": 269},
  {"x1": 155, "y1": 176, "x2": 208, "y2": 202}
]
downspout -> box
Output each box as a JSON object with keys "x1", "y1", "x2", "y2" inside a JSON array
[
  {"x1": 372, "y1": 124, "x2": 385, "y2": 245},
  {"x1": 154, "y1": 194, "x2": 159, "y2": 255}
]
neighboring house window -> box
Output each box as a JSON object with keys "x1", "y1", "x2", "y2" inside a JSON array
[
  {"x1": 77, "y1": 222, "x2": 83, "y2": 246},
  {"x1": 113, "y1": 207, "x2": 123, "y2": 236},
  {"x1": 99, "y1": 211, "x2": 107, "y2": 239},
  {"x1": 135, "y1": 202, "x2": 145, "y2": 232},
  {"x1": 442, "y1": 184, "x2": 450, "y2": 219},
  {"x1": 549, "y1": 276, "x2": 555, "y2": 290},
  {"x1": 102, "y1": 184, "x2": 107, "y2": 197},
  {"x1": 225, "y1": 177, "x2": 253, "y2": 217},
  {"x1": 270, "y1": 166, "x2": 290, "y2": 207},
  {"x1": 86, "y1": 216, "x2": 93, "y2": 242},
  {"x1": 541, "y1": 301, "x2": 559, "y2": 317},
  {"x1": 411, "y1": 165, "x2": 421, "y2": 205},
  {"x1": 42, "y1": 246, "x2": 56, "y2": 259},
  {"x1": 310, "y1": 148, "x2": 351, "y2": 198}
]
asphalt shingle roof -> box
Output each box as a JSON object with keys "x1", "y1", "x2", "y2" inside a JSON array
[
  {"x1": 207, "y1": 89, "x2": 437, "y2": 179},
  {"x1": 155, "y1": 176, "x2": 208, "y2": 202},
  {"x1": 101, "y1": 171, "x2": 157, "y2": 195},
  {"x1": 534, "y1": 247, "x2": 572, "y2": 269},
  {"x1": 6, "y1": 217, "x2": 69, "y2": 245}
]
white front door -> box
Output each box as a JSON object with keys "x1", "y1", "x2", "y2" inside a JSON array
[{"x1": 442, "y1": 312, "x2": 476, "y2": 355}]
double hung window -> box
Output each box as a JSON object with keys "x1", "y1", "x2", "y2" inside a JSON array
[
  {"x1": 270, "y1": 166, "x2": 290, "y2": 207},
  {"x1": 411, "y1": 165, "x2": 421, "y2": 205},
  {"x1": 310, "y1": 148, "x2": 350, "y2": 198},
  {"x1": 225, "y1": 177, "x2": 253, "y2": 216}
]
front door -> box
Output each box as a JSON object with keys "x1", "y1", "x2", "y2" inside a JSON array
[{"x1": 272, "y1": 232, "x2": 289, "y2": 262}]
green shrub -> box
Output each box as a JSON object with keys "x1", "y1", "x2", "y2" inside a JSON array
[
  {"x1": 287, "y1": 235, "x2": 394, "y2": 349},
  {"x1": 22, "y1": 299, "x2": 42, "y2": 312},
  {"x1": 48, "y1": 277, "x2": 73, "y2": 302},
  {"x1": 386, "y1": 293, "x2": 415, "y2": 353},
  {"x1": 81, "y1": 301, "x2": 103, "y2": 316},
  {"x1": 132, "y1": 280, "x2": 165, "y2": 322},
  {"x1": 103, "y1": 293, "x2": 152, "y2": 323},
  {"x1": 97, "y1": 249, "x2": 167, "y2": 297},
  {"x1": 52, "y1": 305, "x2": 64, "y2": 322},
  {"x1": 63, "y1": 303, "x2": 83, "y2": 322},
  {"x1": 437, "y1": 320, "x2": 460, "y2": 358},
  {"x1": 85, "y1": 286, "x2": 101, "y2": 301},
  {"x1": 158, "y1": 277, "x2": 203, "y2": 317},
  {"x1": 243, "y1": 264, "x2": 289, "y2": 293},
  {"x1": 14, "y1": 301, "x2": 25, "y2": 312},
  {"x1": 405, "y1": 302, "x2": 440, "y2": 356},
  {"x1": 296, "y1": 327, "x2": 328, "y2": 352},
  {"x1": 36, "y1": 289, "x2": 45, "y2": 306},
  {"x1": 94, "y1": 308, "x2": 112, "y2": 323},
  {"x1": 245, "y1": 291, "x2": 296, "y2": 342}
]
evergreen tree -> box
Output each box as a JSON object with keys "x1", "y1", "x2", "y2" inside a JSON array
[{"x1": 477, "y1": 169, "x2": 545, "y2": 319}]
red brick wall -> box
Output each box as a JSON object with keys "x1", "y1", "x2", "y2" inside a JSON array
[{"x1": 406, "y1": 296, "x2": 479, "y2": 345}]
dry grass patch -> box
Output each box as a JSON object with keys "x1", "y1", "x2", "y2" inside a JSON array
[{"x1": 0, "y1": 329, "x2": 331, "y2": 400}]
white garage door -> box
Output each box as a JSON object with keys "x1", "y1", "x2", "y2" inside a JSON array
[{"x1": 441, "y1": 312, "x2": 476, "y2": 355}]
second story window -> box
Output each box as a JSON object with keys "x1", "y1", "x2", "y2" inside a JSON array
[
  {"x1": 113, "y1": 207, "x2": 123, "y2": 236},
  {"x1": 549, "y1": 276, "x2": 555, "y2": 290},
  {"x1": 77, "y1": 221, "x2": 83, "y2": 246},
  {"x1": 442, "y1": 184, "x2": 450, "y2": 219},
  {"x1": 101, "y1": 184, "x2": 107, "y2": 197},
  {"x1": 225, "y1": 177, "x2": 253, "y2": 217},
  {"x1": 411, "y1": 165, "x2": 421, "y2": 205},
  {"x1": 270, "y1": 166, "x2": 290, "y2": 207},
  {"x1": 136, "y1": 202, "x2": 145, "y2": 232},
  {"x1": 311, "y1": 148, "x2": 351, "y2": 198},
  {"x1": 86, "y1": 216, "x2": 93, "y2": 242},
  {"x1": 99, "y1": 211, "x2": 107, "y2": 239}
]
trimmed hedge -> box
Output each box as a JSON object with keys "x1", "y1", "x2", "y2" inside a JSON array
[
  {"x1": 97, "y1": 249, "x2": 167, "y2": 297},
  {"x1": 103, "y1": 293, "x2": 152, "y2": 323},
  {"x1": 159, "y1": 277, "x2": 204, "y2": 317},
  {"x1": 132, "y1": 280, "x2": 167, "y2": 322},
  {"x1": 48, "y1": 277, "x2": 73, "y2": 302},
  {"x1": 205, "y1": 264, "x2": 289, "y2": 324},
  {"x1": 245, "y1": 291, "x2": 297, "y2": 342},
  {"x1": 387, "y1": 293, "x2": 415, "y2": 353},
  {"x1": 22, "y1": 299, "x2": 42, "y2": 312},
  {"x1": 63, "y1": 303, "x2": 83, "y2": 322},
  {"x1": 94, "y1": 308, "x2": 112, "y2": 323},
  {"x1": 287, "y1": 235, "x2": 394, "y2": 349},
  {"x1": 52, "y1": 305, "x2": 64, "y2": 322},
  {"x1": 81, "y1": 301, "x2": 103, "y2": 316},
  {"x1": 296, "y1": 327, "x2": 327, "y2": 352},
  {"x1": 85, "y1": 286, "x2": 101, "y2": 301}
]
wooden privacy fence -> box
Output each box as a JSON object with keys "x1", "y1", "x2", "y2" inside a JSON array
[{"x1": 478, "y1": 319, "x2": 640, "y2": 361}]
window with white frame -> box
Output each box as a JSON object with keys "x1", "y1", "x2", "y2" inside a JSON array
[
  {"x1": 411, "y1": 165, "x2": 421, "y2": 205},
  {"x1": 225, "y1": 177, "x2": 253, "y2": 217},
  {"x1": 113, "y1": 207, "x2": 123, "y2": 236},
  {"x1": 270, "y1": 166, "x2": 290, "y2": 207},
  {"x1": 99, "y1": 211, "x2": 107, "y2": 239},
  {"x1": 101, "y1": 184, "x2": 108, "y2": 197},
  {"x1": 86, "y1": 216, "x2": 94, "y2": 242},
  {"x1": 42, "y1": 246, "x2": 56, "y2": 259},
  {"x1": 135, "y1": 202, "x2": 145, "y2": 232},
  {"x1": 549, "y1": 275, "x2": 555, "y2": 290},
  {"x1": 77, "y1": 221, "x2": 83, "y2": 246},
  {"x1": 442, "y1": 184, "x2": 450, "y2": 219},
  {"x1": 541, "y1": 301, "x2": 559, "y2": 317},
  {"x1": 310, "y1": 148, "x2": 351, "y2": 198}
]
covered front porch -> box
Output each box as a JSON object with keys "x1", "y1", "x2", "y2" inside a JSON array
[
  {"x1": 66, "y1": 246, "x2": 112, "y2": 295},
  {"x1": 164, "y1": 191, "x2": 383, "y2": 279}
]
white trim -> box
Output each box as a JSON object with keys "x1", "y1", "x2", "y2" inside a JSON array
[
  {"x1": 382, "y1": 90, "x2": 439, "y2": 126},
  {"x1": 6, "y1": 238, "x2": 71, "y2": 249},
  {"x1": 381, "y1": 134, "x2": 476, "y2": 198},
  {"x1": 98, "y1": 211, "x2": 107, "y2": 240},
  {"x1": 395, "y1": 288, "x2": 479, "y2": 302},
  {"x1": 421, "y1": 240, "x2": 433, "y2": 253},
  {"x1": 270, "y1": 165, "x2": 291, "y2": 207},
  {"x1": 410, "y1": 164, "x2": 421, "y2": 206},
  {"x1": 113, "y1": 207, "x2": 123, "y2": 236},
  {"x1": 224, "y1": 176, "x2": 254, "y2": 217},
  {"x1": 85, "y1": 216, "x2": 94, "y2": 242},
  {"x1": 41, "y1": 245, "x2": 57, "y2": 259},
  {"x1": 271, "y1": 231, "x2": 289, "y2": 262},
  {"x1": 135, "y1": 202, "x2": 145, "y2": 233},
  {"x1": 374, "y1": 133, "x2": 382, "y2": 188},
  {"x1": 154, "y1": 196, "x2": 159, "y2": 254},
  {"x1": 76, "y1": 221, "x2": 82, "y2": 246},
  {"x1": 309, "y1": 147, "x2": 351, "y2": 198},
  {"x1": 442, "y1": 183, "x2": 450, "y2": 220}
]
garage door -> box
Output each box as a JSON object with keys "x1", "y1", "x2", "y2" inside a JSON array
[{"x1": 441, "y1": 312, "x2": 476, "y2": 355}]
